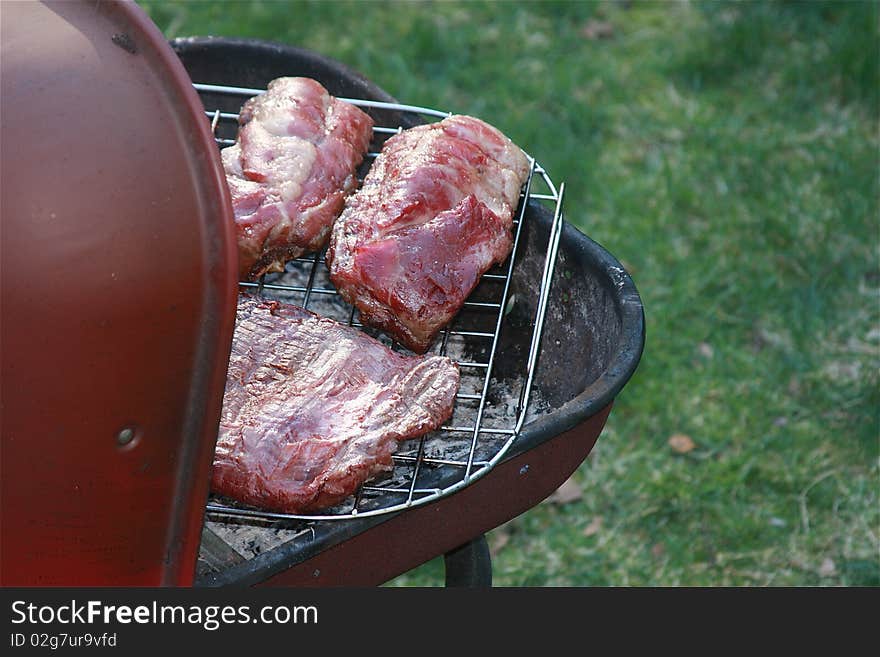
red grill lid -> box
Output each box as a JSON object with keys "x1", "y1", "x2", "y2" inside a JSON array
[{"x1": 0, "y1": 0, "x2": 238, "y2": 585}]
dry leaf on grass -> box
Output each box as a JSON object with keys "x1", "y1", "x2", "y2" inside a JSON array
[
  {"x1": 582, "y1": 517, "x2": 603, "y2": 537},
  {"x1": 548, "y1": 476, "x2": 583, "y2": 504},
  {"x1": 819, "y1": 558, "x2": 837, "y2": 577},
  {"x1": 489, "y1": 530, "x2": 511, "y2": 557},
  {"x1": 580, "y1": 19, "x2": 615, "y2": 40},
  {"x1": 668, "y1": 433, "x2": 696, "y2": 454}
]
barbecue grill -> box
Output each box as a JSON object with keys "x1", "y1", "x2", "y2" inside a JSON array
[{"x1": 0, "y1": 1, "x2": 644, "y2": 587}]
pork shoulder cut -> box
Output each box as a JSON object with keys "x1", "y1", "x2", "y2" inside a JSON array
[
  {"x1": 327, "y1": 114, "x2": 530, "y2": 353},
  {"x1": 223, "y1": 77, "x2": 374, "y2": 281}
]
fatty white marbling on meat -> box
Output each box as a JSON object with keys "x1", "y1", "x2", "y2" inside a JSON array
[{"x1": 223, "y1": 77, "x2": 373, "y2": 280}]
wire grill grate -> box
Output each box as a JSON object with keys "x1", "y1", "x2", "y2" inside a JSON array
[{"x1": 194, "y1": 83, "x2": 565, "y2": 521}]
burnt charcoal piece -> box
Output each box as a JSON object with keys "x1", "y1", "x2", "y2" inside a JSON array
[
  {"x1": 211, "y1": 294, "x2": 460, "y2": 514},
  {"x1": 223, "y1": 77, "x2": 373, "y2": 280},
  {"x1": 327, "y1": 115, "x2": 530, "y2": 353}
]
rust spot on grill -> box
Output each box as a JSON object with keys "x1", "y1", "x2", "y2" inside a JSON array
[{"x1": 111, "y1": 32, "x2": 137, "y2": 54}]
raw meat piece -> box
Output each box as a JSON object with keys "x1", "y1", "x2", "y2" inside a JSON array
[
  {"x1": 327, "y1": 114, "x2": 530, "y2": 353},
  {"x1": 223, "y1": 77, "x2": 373, "y2": 280},
  {"x1": 211, "y1": 294, "x2": 460, "y2": 514}
]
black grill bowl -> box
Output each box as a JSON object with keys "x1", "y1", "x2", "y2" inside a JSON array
[{"x1": 173, "y1": 37, "x2": 645, "y2": 586}]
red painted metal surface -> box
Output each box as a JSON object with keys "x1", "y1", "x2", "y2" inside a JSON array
[
  {"x1": 255, "y1": 405, "x2": 612, "y2": 586},
  {"x1": 0, "y1": 1, "x2": 237, "y2": 585}
]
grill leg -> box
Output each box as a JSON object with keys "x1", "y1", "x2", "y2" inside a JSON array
[{"x1": 444, "y1": 534, "x2": 492, "y2": 587}]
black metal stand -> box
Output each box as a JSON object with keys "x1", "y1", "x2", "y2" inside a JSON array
[{"x1": 443, "y1": 535, "x2": 492, "y2": 587}]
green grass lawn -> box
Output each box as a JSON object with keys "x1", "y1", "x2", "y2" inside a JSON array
[{"x1": 142, "y1": 0, "x2": 880, "y2": 586}]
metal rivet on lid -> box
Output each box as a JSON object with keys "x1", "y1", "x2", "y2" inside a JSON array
[{"x1": 117, "y1": 427, "x2": 135, "y2": 446}]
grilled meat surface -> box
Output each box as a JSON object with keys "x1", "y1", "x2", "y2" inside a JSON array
[
  {"x1": 211, "y1": 294, "x2": 460, "y2": 514},
  {"x1": 327, "y1": 114, "x2": 531, "y2": 353},
  {"x1": 223, "y1": 77, "x2": 373, "y2": 281}
]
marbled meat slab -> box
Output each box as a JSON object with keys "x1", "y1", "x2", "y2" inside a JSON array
[
  {"x1": 223, "y1": 77, "x2": 374, "y2": 281},
  {"x1": 327, "y1": 114, "x2": 530, "y2": 353},
  {"x1": 211, "y1": 294, "x2": 460, "y2": 514}
]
